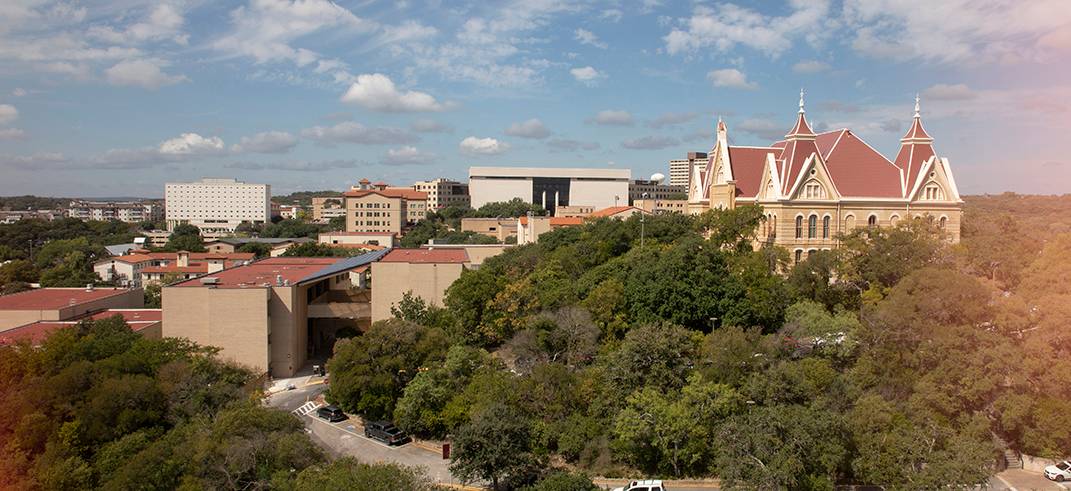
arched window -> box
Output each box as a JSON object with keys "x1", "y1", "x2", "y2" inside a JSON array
[
  {"x1": 795, "y1": 216, "x2": 803, "y2": 239},
  {"x1": 795, "y1": 249, "x2": 803, "y2": 263},
  {"x1": 770, "y1": 215, "x2": 777, "y2": 238},
  {"x1": 845, "y1": 215, "x2": 855, "y2": 230},
  {"x1": 807, "y1": 249, "x2": 816, "y2": 258},
  {"x1": 822, "y1": 216, "x2": 830, "y2": 238},
  {"x1": 868, "y1": 215, "x2": 877, "y2": 227},
  {"x1": 808, "y1": 215, "x2": 817, "y2": 239},
  {"x1": 802, "y1": 180, "x2": 825, "y2": 199},
  {"x1": 939, "y1": 216, "x2": 947, "y2": 229},
  {"x1": 890, "y1": 214, "x2": 900, "y2": 227}
]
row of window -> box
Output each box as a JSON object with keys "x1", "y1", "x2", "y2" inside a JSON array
[{"x1": 794, "y1": 215, "x2": 832, "y2": 239}]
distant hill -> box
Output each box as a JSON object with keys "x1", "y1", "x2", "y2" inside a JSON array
[
  {"x1": 272, "y1": 190, "x2": 344, "y2": 206},
  {"x1": 0, "y1": 196, "x2": 72, "y2": 211},
  {"x1": 963, "y1": 193, "x2": 1071, "y2": 236}
]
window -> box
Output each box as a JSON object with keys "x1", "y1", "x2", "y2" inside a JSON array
[
  {"x1": 822, "y1": 216, "x2": 830, "y2": 238},
  {"x1": 808, "y1": 215, "x2": 817, "y2": 238},
  {"x1": 795, "y1": 216, "x2": 803, "y2": 239},
  {"x1": 890, "y1": 214, "x2": 900, "y2": 226},
  {"x1": 803, "y1": 181, "x2": 825, "y2": 199},
  {"x1": 868, "y1": 215, "x2": 877, "y2": 227},
  {"x1": 922, "y1": 183, "x2": 943, "y2": 200},
  {"x1": 794, "y1": 250, "x2": 802, "y2": 263},
  {"x1": 939, "y1": 216, "x2": 947, "y2": 229},
  {"x1": 845, "y1": 215, "x2": 855, "y2": 230}
]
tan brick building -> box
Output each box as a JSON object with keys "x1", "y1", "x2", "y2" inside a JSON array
[
  {"x1": 163, "y1": 253, "x2": 386, "y2": 377},
  {"x1": 689, "y1": 94, "x2": 962, "y2": 262},
  {"x1": 0, "y1": 287, "x2": 144, "y2": 332},
  {"x1": 370, "y1": 248, "x2": 469, "y2": 322},
  {"x1": 344, "y1": 179, "x2": 428, "y2": 234}
]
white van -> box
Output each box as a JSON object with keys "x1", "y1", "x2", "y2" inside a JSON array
[{"x1": 612, "y1": 479, "x2": 667, "y2": 491}]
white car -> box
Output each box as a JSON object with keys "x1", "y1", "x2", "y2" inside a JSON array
[
  {"x1": 1045, "y1": 460, "x2": 1071, "y2": 482},
  {"x1": 612, "y1": 479, "x2": 666, "y2": 491}
]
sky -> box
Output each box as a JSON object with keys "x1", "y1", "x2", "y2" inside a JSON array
[{"x1": 0, "y1": 0, "x2": 1069, "y2": 198}]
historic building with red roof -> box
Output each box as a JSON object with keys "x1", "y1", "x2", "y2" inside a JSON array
[
  {"x1": 343, "y1": 178, "x2": 429, "y2": 235},
  {"x1": 688, "y1": 92, "x2": 962, "y2": 262}
]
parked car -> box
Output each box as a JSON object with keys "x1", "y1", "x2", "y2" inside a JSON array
[
  {"x1": 364, "y1": 421, "x2": 410, "y2": 445},
  {"x1": 315, "y1": 405, "x2": 347, "y2": 423},
  {"x1": 1045, "y1": 460, "x2": 1071, "y2": 482},
  {"x1": 612, "y1": 479, "x2": 667, "y2": 491}
]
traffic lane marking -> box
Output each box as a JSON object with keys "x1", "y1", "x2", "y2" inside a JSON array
[{"x1": 306, "y1": 414, "x2": 407, "y2": 450}]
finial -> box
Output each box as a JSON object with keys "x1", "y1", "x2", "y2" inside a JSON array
[
  {"x1": 798, "y1": 88, "x2": 806, "y2": 113},
  {"x1": 914, "y1": 93, "x2": 921, "y2": 118}
]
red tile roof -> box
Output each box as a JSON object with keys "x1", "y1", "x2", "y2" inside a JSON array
[
  {"x1": 343, "y1": 188, "x2": 428, "y2": 200},
  {"x1": 0, "y1": 288, "x2": 133, "y2": 311},
  {"x1": 726, "y1": 147, "x2": 776, "y2": 198},
  {"x1": 142, "y1": 264, "x2": 208, "y2": 274},
  {"x1": 589, "y1": 206, "x2": 644, "y2": 218},
  {"x1": 322, "y1": 231, "x2": 397, "y2": 236},
  {"x1": 107, "y1": 253, "x2": 155, "y2": 264},
  {"x1": 380, "y1": 248, "x2": 469, "y2": 264},
  {"x1": 145, "y1": 252, "x2": 254, "y2": 261},
  {"x1": 518, "y1": 216, "x2": 584, "y2": 226}
]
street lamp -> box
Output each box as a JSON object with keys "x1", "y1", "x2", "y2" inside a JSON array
[{"x1": 640, "y1": 192, "x2": 649, "y2": 248}]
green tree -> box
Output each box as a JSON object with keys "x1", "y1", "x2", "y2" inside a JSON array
[
  {"x1": 605, "y1": 323, "x2": 699, "y2": 394},
  {"x1": 520, "y1": 471, "x2": 598, "y2": 491},
  {"x1": 285, "y1": 458, "x2": 439, "y2": 491},
  {"x1": 450, "y1": 403, "x2": 540, "y2": 490},
  {"x1": 327, "y1": 319, "x2": 447, "y2": 419},
  {"x1": 236, "y1": 242, "x2": 273, "y2": 258},
  {"x1": 166, "y1": 224, "x2": 205, "y2": 252}
]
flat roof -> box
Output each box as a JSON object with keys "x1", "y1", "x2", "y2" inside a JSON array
[
  {"x1": 469, "y1": 166, "x2": 631, "y2": 179},
  {"x1": 172, "y1": 257, "x2": 343, "y2": 288},
  {"x1": 380, "y1": 248, "x2": 469, "y2": 264},
  {"x1": 320, "y1": 231, "x2": 397, "y2": 236},
  {"x1": 0, "y1": 288, "x2": 134, "y2": 311}
]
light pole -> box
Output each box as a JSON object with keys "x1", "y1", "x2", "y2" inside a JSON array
[{"x1": 640, "y1": 192, "x2": 649, "y2": 248}]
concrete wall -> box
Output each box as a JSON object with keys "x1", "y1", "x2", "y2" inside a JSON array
[
  {"x1": 569, "y1": 178, "x2": 630, "y2": 209},
  {"x1": 269, "y1": 285, "x2": 305, "y2": 378},
  {"x1": 319, "y1": 232, "x2": 396, "y2": 247},
  {"x1": 370, "y1": 262, "x2": 465, "y2": 322},
  {"x1": 460, "y1": 218, "x2": 515, "y2": 242},
  {"x1": 468, "y1": 177, "x2": 532, "y2": 209},
  {"x1": 162, "y1": 287, "x2": 271, "y2": 375}
]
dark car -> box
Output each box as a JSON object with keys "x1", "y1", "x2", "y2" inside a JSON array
[
  {"x1": 364, "y1": 421, "x2": 410, "y2": 445},
  {"x1": 316, "y1": 405, "x2": 347, "y2": 423}
]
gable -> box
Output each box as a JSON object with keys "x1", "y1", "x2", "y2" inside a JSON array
[{"x1": 822, "y1": 131, "x2": 903, "y2": 198}]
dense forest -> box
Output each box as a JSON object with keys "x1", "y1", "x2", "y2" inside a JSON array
[{"x1": 324, "y1": 197, "x2": 1071, "y2": 489}]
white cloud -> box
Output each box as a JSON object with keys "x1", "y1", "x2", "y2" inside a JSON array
[
  {"x1": 647, "y1": 112, "x2": 699, "y2": 128},
  {"x1": 570, "y1": 66, "x2": 605, "y2": 85},
  {"x1": 226, "y1": 159, "x2": 359, "y2": 172},
  {"x1": 0, "y1": 128, "x2": 26, "y2": 140},
  {"x1": 105, "y1": 59, "x2": 188, "y2": 89},
  {"x1": 793, "y1": 60, "x2": 830, "y2": 74},
  {"x1": 707, "y1": 68, "x2": 758, "y2": 90},
  {"x1": 664, "y1": 2, "x2": 831, "y2": 57},
  {"x1": 377, "y1": 20, "x2": 438, "y2": 45},
  {"x1": 301, "y1": 121, "x2": 417, "y2": 145},
  {"x1": 410, "y1": 119, "x2": 452, "y2": 133},
  {"x1": 922, "y1": 83, "x2": 977, "y2": 100},
  {"x1": 232, "y1": 131, "x2": 298, "y2": 154},
  {"x1": 158, "y1": 133, "x2": 226, "y2": 156},
  {"x1": 844, "y1": 0, "x2": 1071, "y2": 64},
  {"x1": 11, "y1": 88, "x2": 27, "y2": 97},
  {"x1": 736, "y1": 118, "x2": 786, "y2": 140},
  {"x1": 575, "y1": 28, "x2": 607, "y2": 49},
  {"x1": 340, "y1": 73, "x2": 449, "y2": 112},
  {"x1": 383, "y1": 146, "x2": 436, "y2": 165},
  {"x1": 588, "y1": 109, "x2": 634, "y2": 126},
  {"x1": 0, "y1": 153, "x2": 68, "y2": 170},
  {"x1": 504, "y1": 118, "x2": 551, "y2": 139},
  {"x1": 210, "y1": 0, "x2": 375, "y2": 82},
  {"x1": 547, "y1": 139, "x2": 600, "y2": 152},
  {"x1": 601, "y1": 9, "x2": 624, "y2": 22},
  {"x1": 621, "y1": 135, "x2": 679, "y2": 150},
  {"x1": 88, "y1": 4, "x2": 187, "y2": 46},
  {"x1": 460, "y1": 136, "x2": 510, "y2": 155},
  {"x1": 0, "y1": 105, "x2": 18, "y2": 125}
]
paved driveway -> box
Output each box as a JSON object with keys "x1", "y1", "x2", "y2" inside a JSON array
[{"x1": 994, "y1": 469, "x2": 1071, "y2": 490}]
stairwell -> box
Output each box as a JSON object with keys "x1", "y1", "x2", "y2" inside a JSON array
[{"x1": 1004, "y1": 448, "x2": 1023, "y2": 469}]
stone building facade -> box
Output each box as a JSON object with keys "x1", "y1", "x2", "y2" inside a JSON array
[{"x1": 688, "y1": 93, "x2": 962, "y2": 262}]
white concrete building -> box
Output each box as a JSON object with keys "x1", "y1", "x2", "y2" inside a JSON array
[
  {"x1": 468, "y1": 166, "x2": 631, "y2": 213},
  {"x1": 164, "y1": 178, "x2": 271, "y2": 234},
  {"x1": 68, "y1": 200, "x2": 163, "y2": 223},
  {"x1": 668, "y1": 152, "x2": 708, "y2": 188},
  {"x1": 413, "y1": 178, "x2": 470, "y2": 210}
]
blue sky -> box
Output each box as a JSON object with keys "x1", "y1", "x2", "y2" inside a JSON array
[{"x1": 0, "y1": 0, "x2": 1068, "y2": 197}]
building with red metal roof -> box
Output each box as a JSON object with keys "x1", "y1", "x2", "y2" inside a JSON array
[
  {"x1": 0, "y1": 287, "x2": 145, "y2": 332},
  {"x1": 0, "y1": 308, "x2": 163, "y2": 346},
  {"x1": 688, "y1": 91, "x2": 962, "y2": 263}
]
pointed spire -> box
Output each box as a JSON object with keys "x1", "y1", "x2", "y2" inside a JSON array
[
  {"x1": 901, "y1": 92, "x2": 932, "y2": 142},
  {"x1": 786, "y1": 89, "x2": 815, "y2": 139}
]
